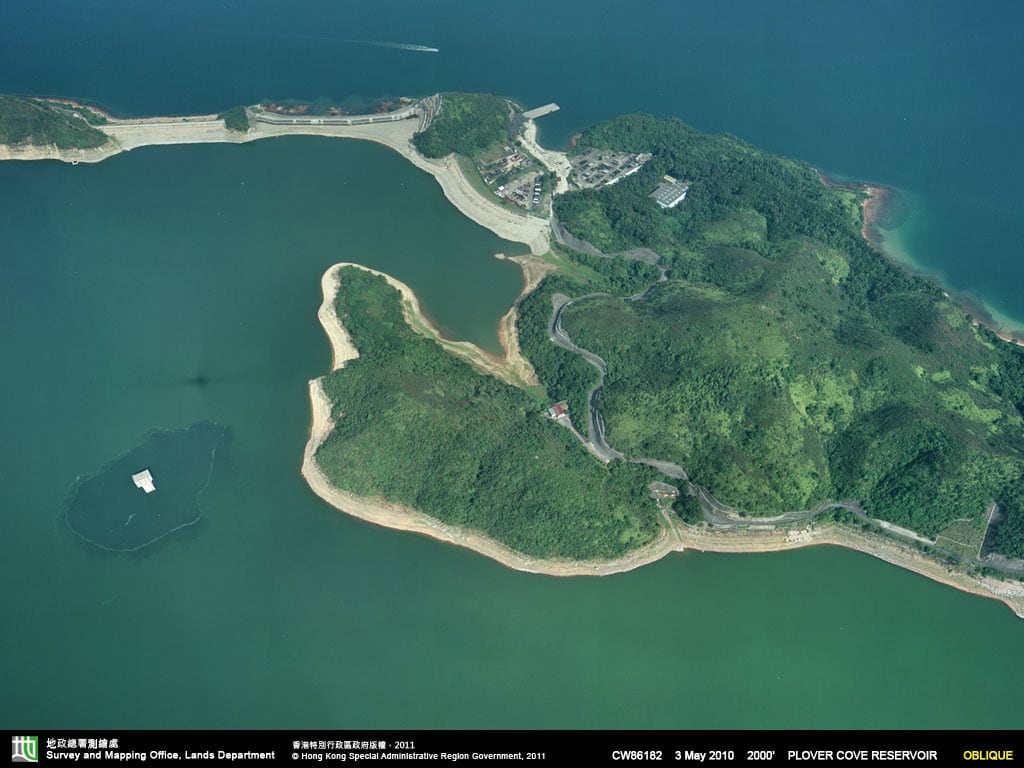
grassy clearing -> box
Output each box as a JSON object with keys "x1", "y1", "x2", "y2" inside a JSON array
[{"x1": 935, "y1": 518, "x2": 986, "y2": 560}]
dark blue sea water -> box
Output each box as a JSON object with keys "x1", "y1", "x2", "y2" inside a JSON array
[
  {"x1": 4, "y1": 1, "x2": 1024, "y2": 730},
  {"x1": 4, "y1": 0, "x2": 1023, "y2": 330}
]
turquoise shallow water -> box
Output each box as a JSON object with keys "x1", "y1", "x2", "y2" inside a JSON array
[{"x1": 2, "y1": 0, "x2": 1024, "y2": 729}]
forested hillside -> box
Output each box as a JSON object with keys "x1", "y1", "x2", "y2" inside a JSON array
[
  {"x1": 413, "y1": 92, "x2": 510, "y2": 158},
  {"x1": 545, "y1": 114, "x2": 1024, "y2": 553},
  {"x1": 0, "y1": 95, "x2": 108, "y2": 148},
  {"x1": 316, "y1": 268, "x2": 661, "y2": 560}
]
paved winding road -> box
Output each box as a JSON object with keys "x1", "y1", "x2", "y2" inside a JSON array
[
  {"x1": 548, "y1": 292, "x2": 623, "y2": 462},
  {"x1": 543, "y1": 281, "x2": 1019, "y2": 570}
]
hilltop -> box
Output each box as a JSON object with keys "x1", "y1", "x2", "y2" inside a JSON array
[
  {"x1": 539, "y1": 113, "x2": 1024, "y2": 559},
  {"x1": 307, "y1": 103, "x2": 1019, "y2": 589}
]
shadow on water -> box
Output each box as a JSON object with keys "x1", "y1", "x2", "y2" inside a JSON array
[{"x1": 61, "y1": 422, "x2": 232, "y2": 555}]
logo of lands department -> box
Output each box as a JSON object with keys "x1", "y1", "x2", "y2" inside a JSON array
[{"x1": 11, "y1": 736, "x2": 38, "y2": 763}]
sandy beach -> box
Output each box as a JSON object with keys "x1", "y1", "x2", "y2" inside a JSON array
[
  {"x1": 859, "y1": 184, "x2": 889, "y2": 250},
  {"x1": 521, "y1": 120, "x2": 572, "y2": 194}
]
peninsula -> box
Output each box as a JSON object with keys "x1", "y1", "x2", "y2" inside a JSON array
[{"x1": 4, "y1": 91, "x2": 1023, "y2": 617}]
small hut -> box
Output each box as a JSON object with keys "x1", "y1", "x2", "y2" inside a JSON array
[{"x1": 131, "y1": 469, "x2": 156, "y2": 494}]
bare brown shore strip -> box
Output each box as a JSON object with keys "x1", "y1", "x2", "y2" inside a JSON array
[
  {"x1": 10, "y1": 103, "x2": 1021, "y2": 613},
  {"x1": 315, "y1": 261, "x2": 545, "y2": 387},
  {"x1": 0, "y1": 109, "x2": 552, "y2": 256},
  {"x1": 859, "y1": 184, "x2": 890, "y2": 250},
  {"x1": 682, "y1": 523, "x2": 1024, "y2": 618},
  {"x1": 304, "y1": 262, "x2": 1024, "y2": 615},
  {"x1": 301, "y1": 262, "x2": 681, "y2": 576}
]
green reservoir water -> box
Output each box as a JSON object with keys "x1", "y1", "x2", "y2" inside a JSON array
[
  {"x1": 65, "y1": 422, "x2": 227, "y2": 552},
  {"x1": 3, "y1": 0, "x2": 1024, "y2": 729},
  {"x1": 2, "y1": 138, "x2": 1023, "y2": 730}
]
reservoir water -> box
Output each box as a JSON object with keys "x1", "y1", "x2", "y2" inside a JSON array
[{"x1": 2, "y1": 0, "x2": 1023, "y2": 728}]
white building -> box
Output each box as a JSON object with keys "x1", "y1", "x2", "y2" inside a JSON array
[
  {"x1": 132, "y1": 469, "x2": 156, "y2": 493},
  {"x1": 650, "y1": 181, "x2": 690, "y2": 209}
]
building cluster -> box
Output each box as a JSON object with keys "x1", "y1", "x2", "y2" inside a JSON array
[
  {"x1": 478, "y1": 143, "x2": 549, "y2": 212},
  {"x1": 569, "y1": 150, "x2": 652, "y2": 189},
  {"x1": 478, "y1": 147, "x2": 532, "y2": 185},
  {"x1": 495, "y1": 172, "x2": 547, "y2": 210},
  {"x1": 132, "y1": 469, "x2": 156, "y2": 494}
]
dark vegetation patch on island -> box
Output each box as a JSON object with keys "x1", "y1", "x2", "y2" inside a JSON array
[
  {"x1": 541, "y1": 114, "x2": 1024, "y2": 555},
  {"x1": 0, "y1": 95, "x2": 109, "y2": 148},
  {"x1": 218, "y1": 105, "x2": 250, "y2": 132},
  {"x1": 412, "y1": 92, "x2": 510, "y2": 159},
  {"x1": 316, "y1": 268, "x2": 661, "y2": 560}
]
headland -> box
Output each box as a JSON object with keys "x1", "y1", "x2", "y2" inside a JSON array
[
  {"x1": 303, "y1": 261, "x2": 1024, "y2": 616},
  {"x1": 6, "y1": 91, "x2": 1024, "y2": 617},
  {"x1": 301, "y1": 261, "x2": 681, "y2": 576}
]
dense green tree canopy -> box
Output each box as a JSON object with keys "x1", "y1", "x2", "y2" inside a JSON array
[
  {"x1": 413, "y1": 92, "x2": 510, "y2": 159},
  {"x1": 0, "y1": 96, "x2": 108, "y2": 148},
  {"x1": 541, "y1": 114, "x2": 1024, "y2": 553},
  {"x1": 218, "y1": 106, "x2": 249, "y2": 132},
  {"x1": 317, "y1": 268, "x2": 661, "y2": 560}
]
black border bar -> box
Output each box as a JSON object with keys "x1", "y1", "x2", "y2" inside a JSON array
[{"x1": 4, "y1": 730, "x2": 1021, "y2": 766}]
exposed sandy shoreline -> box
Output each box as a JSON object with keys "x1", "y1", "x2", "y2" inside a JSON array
[
  {"x1": 0, "y1": 107, "x2": 552, "y2": 256},
  {"x1": 10, "y1": 100, "x2": 1022, "y2": 614},
  {"x1": 301, "y1": 261, "x2": 682, "y2": 576},
  {"x1": 304, "y1": 262, "x2": 1024, "y2": 615},
  {"x1": 521, "y1": 120, "x2": 572, "y2": 195},
  {"x1": 680, "y1": 523, "x2": 1024, "y2": 618},
  {"x1": 859, "y1": 184, "x2": 889, "y2": 249},
  {"x1": 316, "y1": 261, "x2": 542, "y2": 387}
]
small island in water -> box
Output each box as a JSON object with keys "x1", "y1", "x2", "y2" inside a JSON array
[{"x1": 4, "y1": 90, "x2": 1023, "y2": 616}]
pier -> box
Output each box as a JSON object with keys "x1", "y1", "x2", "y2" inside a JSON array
[{"x1": 522, "y1": 103, "x2": 560, "y2": 120}]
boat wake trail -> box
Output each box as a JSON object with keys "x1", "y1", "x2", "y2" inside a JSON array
[
  {"x1": 346, "y1": 39, "x2": 440, "y2": 53},
  {"x1": 246, "y1": 30, "x2": 440, "y2": 52}
]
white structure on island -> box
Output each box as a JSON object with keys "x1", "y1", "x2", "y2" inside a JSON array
[
  {"x1": 132, "y1": 469, "x2": 156, "y2": 493},
  {"x1": 650, "y1": 180, "x2": 690, "y2": 209}
]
